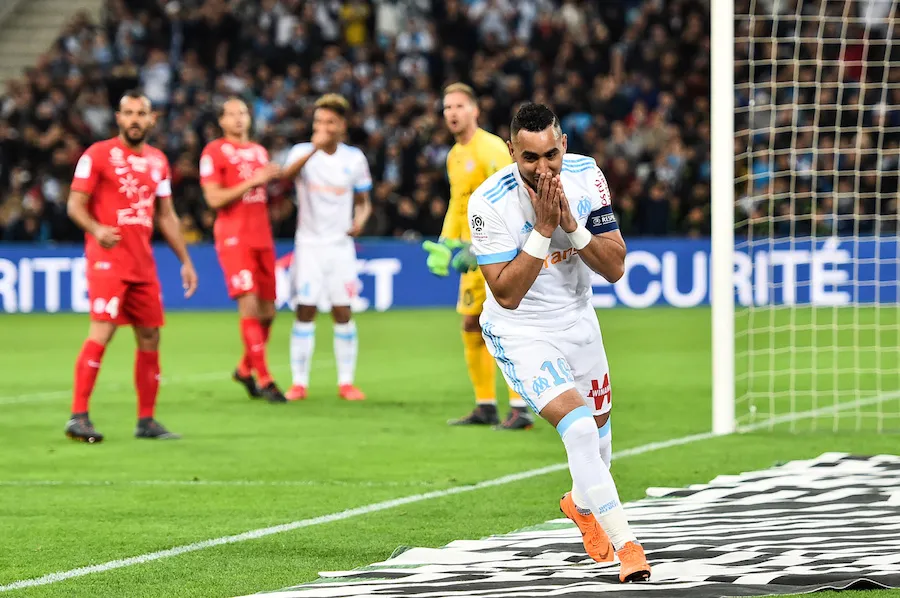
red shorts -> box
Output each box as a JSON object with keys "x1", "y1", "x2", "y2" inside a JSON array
[
  {"x1": 216, "y1": 245, "x2": 276, "y2": 301},
  {"x1": 87, "y1": 270, "x2": 164, "y2": 328}
]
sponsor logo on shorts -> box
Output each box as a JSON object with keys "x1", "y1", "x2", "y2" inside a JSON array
[{"x1": 588, "y1": 374, "x2": 611, "y2": 410}]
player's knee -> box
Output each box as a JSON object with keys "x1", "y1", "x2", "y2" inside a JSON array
[
  {"x1": 135, "y1": 327, "x2": 160, "y2": 350},
  {"x1": 594, "y1": 412, "x2": 611, "y2": 429},
  {"x1": 259, "y1": 300, "x2": 276, "y2": 322},
  {"x1": 295, "y1": 305, "x2": 316, "y2": 322},
  {"x1": 461, "y1": 315, "x2": 481, "y2": 333},
  {"x1": 87, "y1": 321, "x2": 117, "y2": 346},
  {"x1": 236, "y1": 294, "x2": 261, "y2": 318},
  {"x1": 556, "y1": 406, "x2": 597, "y2": 441},
  {"x1": 332, "y1": 306, "x2": 352, "y2": 324}
]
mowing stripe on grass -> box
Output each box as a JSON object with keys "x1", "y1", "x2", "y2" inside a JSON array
[
  {"x1": 0, "y1": 430, "x2": 715, "y2": 593},
  {"x1": 2, "y1": 393, "x2": 897, "y2": 593}
]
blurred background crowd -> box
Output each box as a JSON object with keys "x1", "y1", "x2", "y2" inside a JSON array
[
  {"x1": 0, "y1": 0, "x2": 712, "y2": 244},
  {"x1": 734, "y1": 0, "x2": 900, "y2": 238}
]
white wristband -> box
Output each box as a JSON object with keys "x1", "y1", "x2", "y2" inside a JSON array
[
  {"x1": 522, "y1": 230, "x2": 551, "y2": 259},
  {"x1": 567, "y1": 226, "x2": 592, "y2": 251}
]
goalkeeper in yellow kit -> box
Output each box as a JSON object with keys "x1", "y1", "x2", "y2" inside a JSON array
[{"x1": 423, "y1": 83, "x2": 534, "y2": 430}]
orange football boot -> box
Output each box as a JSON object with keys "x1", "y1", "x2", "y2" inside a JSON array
[
  {"x1": 559, "y1": 492, "x2": 615, "y2": 562},
  {"x1": 285, "y1": 385, "x2": 307, "y2": 401},
  {"x1": 616, "y1": 541, "x2": 651, "y2": 582},
  {"x1": 338, "y1": 384, "x2": 365, "y2": 401}
]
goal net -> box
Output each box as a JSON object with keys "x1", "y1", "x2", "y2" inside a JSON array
[{"x1": 730, "y1": 0, "x2": 900, "y2": 432}]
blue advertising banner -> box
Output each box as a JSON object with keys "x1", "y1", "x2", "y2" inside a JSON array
[{"x1": 0, "y1": 237, "x2": 897, "y2": 314}]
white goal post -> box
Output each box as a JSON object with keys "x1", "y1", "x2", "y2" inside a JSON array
[
  {"x1": 713, "y1": 0, "x2": 900, "y2": 434},
  {"x1": 712, "y1": 0, "x2": 736, "y2": 435}
]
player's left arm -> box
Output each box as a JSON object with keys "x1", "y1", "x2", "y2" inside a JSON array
[
  {"x1": 349, "y1": 190, "x2": 372, "y2": 237},
  {"x1": 154, "y1": 172, "x2": 198, "y2": 298},
  {"x1": 559, "y1": 167, "x2": 626, "y2": 283},
  {"x1": 348, "y1": 151, "x2": 373, "y2": 237}
]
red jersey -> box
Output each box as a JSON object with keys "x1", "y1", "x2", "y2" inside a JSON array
[
  {"x1": 199, "y1": 138, "x2": 274, "y2": 250},
  {"x1": 70, "y1": 137, "x2": 171, "y2": 282}
]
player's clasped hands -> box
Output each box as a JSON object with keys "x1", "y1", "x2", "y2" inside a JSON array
[
  {"x1": 528, "y1": 172, "x2": 561, "y2": 237},
  {"x1": 93, "y1": 225, "x2": 121, "y2": 249},
  {"x1": 252, "y1": 163, "x2": 282, "y2": 187},
  {"x1": 557, "y1": 182, "x2": 578, "y2": 234}
]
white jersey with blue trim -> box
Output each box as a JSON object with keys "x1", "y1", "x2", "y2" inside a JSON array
[
  {"x1": 467, "y1": 153, "x2": 619, "y2": 329},
  {"x1": 284, "y1": 142, "x2": 373, "y2": 243}
]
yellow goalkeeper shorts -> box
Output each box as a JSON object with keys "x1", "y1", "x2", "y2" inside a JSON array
[{"x1": 457, "y1": 269, "x2": 486, "y2": 316}]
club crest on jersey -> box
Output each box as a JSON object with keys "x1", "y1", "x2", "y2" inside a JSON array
[
  {"x1": 532, "y1": 376, "x2": 550, "y2": 395},
  {"x1": 577, "y1": 196, "x2": 591, "y2": 219}
]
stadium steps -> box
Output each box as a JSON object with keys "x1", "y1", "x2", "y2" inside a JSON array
[{"x1": 0, "y1": 0, "x2": 103, "y2": 82}]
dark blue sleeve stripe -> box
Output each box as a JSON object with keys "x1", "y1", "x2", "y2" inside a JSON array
[{"x1": 586, "y1": 206, "x2": 619, "y2": 234}]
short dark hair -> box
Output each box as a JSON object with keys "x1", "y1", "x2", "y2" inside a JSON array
[
  {"x1": 217, "y1": 96, "x2": 247, "y2": 118},
  {"x1": 118, "y1": 89, "x2": 150, "y2": 110},
  {"x1": 510, "y1": 103, "x2": 560, "y2": 138}
]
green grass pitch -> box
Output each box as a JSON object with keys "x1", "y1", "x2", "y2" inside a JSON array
[{"x1": 0, "y1": 307, "x2": 898, "y2": 597}]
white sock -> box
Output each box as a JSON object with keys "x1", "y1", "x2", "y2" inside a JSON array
[
  {"x1": 290, "y1": 321, "x2": 315, "y2": 386},
  {"x1": 599, "y1": 418, "x2": 612, "y2": 468},
  {"x1": 333, "y1": 321, "x2": 358, "y2": 386},
  {"x1": 508, "y1": 397, "x2": 528, "y2": 408},
  {"x1": 572, "y1": 418, "x2": 613, "y2": 508},
  {"x1": 559, "y1": 407, "x2": 636, "y2": 551}
]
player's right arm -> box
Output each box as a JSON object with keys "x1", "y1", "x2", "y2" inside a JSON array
[
  {"x1": 470, "y1": 173, "x2": 561, "y2": 310},
  {"x1": 200, "y1": 145, "x2": 278, "y2": 210},
  {"x1": 67, "y1": 147, "x2": 120, "y2": 248},
  {"x1": 281, "y1": 135, "x2": 325, "y2": 181}
]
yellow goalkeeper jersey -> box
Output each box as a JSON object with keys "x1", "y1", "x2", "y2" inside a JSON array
[{"x1": 442, "y1": 128, "x2": 512, "y2": 242}]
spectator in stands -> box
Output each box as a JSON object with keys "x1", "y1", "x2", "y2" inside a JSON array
[{"x1": 0, "y1": 0, "x2": 716, "y2": 242}]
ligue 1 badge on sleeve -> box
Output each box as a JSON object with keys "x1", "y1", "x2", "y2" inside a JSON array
[{"x1": 470, "y1": 214, "x2": 488, "y2": 241}]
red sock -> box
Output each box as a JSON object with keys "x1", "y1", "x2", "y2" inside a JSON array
[
  {"x1": 237, "y1": 351, "x2": 252, "y2": 377},
  {"x1": 135, "y1": 350, "x2": 160, "y2": 419},
  {"x1": 238, "y1": 321, "x2": 271, "y2": 377},
  {"x1": 241, "y1": 317, "x2": 272, "y2": 386},
  {"x1": 72, "y1": 340, "x2": 105, "y2": 414}
]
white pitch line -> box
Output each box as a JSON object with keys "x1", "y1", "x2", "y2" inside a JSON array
[
  {"x1": 0, "y1": 479, "x2": 437, "y2": 488},
  {"x1": 2, "y1": 393, "x2": 897, "y2": 594}
]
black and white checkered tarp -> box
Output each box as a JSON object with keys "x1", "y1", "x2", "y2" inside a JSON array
[{"x1": 245, "y1": 453, "x2": 900, "y2": 597}]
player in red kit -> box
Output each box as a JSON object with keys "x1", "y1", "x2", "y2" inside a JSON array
[
  {"x1": 65, "y1": 91, "x2": 199, "y2": 443},
  {"x1": 200, "y1": 97, "x2": 286, "y2": 403}
]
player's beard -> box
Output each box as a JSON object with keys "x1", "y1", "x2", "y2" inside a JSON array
[{"x1": 122, "y1": 125, "x2": 148, "y2": 146}]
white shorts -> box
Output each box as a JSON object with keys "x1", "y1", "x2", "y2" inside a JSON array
[
  {"x1": 292, "y1": 237, "x2": 359, "y2": 308},
  {"x1": 481, "y1": 308, "x2": 612, "y2": 416}
]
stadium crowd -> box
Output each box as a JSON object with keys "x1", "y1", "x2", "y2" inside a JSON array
[
  {"x1": 0, "y1": 0, "x2": 712, "y2": 244},
  {"x1": 735, "y1": 0, "x2": 900, "y2": 238}
]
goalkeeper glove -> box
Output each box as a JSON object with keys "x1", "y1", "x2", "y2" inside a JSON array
[
  {"x1": 422, "y1": 239, "x2": 453, "y2": 277},
  {"x1": 450, "y1": 242, "x2": 477, "y2": 273}
]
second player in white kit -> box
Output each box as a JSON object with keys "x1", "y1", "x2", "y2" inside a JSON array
[
  {"x1": 281, "y1": 94, "x2": 372, "y2": 402},
  {"x1": 468, "y1": 103, "x2": 651, "y2": 583}
]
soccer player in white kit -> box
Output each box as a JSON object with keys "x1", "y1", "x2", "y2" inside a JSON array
[
  {"x1": 281, "y1": 94, "x2": 373, "y2": 401},
  {"x1": 468, "y1": 104, "x2": 651, "y2": 583}
]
